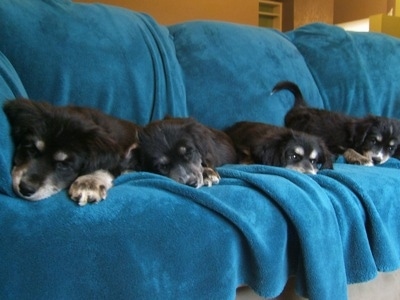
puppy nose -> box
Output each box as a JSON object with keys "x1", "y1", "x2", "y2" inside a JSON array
[
  {"x1": 19, "y1": 181, "x2": 37, "y2": 197},
  {"x1": 372, "y1": 157, "x2": 382, "y2": 165},
  {"x1": 303, "y1": 168, "x2": 317, "y2": 175},
  {"x1": 303, "y1": 162, "x2": 317, "y2": 175}
]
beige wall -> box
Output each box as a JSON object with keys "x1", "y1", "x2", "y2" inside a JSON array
[
  {"x1": 77, "y1": 0, "x2": 394, "y2": 30},
  {"x1": 78, "y1": 0, "x2": 333, "y2": 30},
  {"x1": 78, "y1": 0, "x2": 258, "y2": 26},
  {"x1": 294, "y1": 0, "x2": 334, "y2": 29},
  {"x1": 334, "y1": 0, "x2": 390, "y2": 23},
  {"x1": 280, "y1": 0, "x2": 333, "y2": 31}
]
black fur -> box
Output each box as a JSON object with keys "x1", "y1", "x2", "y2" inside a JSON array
[
  {"x1": 138, "y1": 117, "x2": 237, "y2": 187},
  {"x1": 272, "y1": 81, "x2": 400, "y2": 165},
  {"x1": 225, "y1": 121, "x2": 333, "y2": 174},
  {"x1": 3, "y1": 98, "x2": 140, "y2": 205}
]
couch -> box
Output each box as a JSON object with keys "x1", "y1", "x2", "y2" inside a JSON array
[{"x1": 1, "y1": 1, "x2": 400, "y2": 299}]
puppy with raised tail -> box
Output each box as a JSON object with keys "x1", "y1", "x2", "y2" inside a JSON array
[
  {"x1": 3, "y1": 98, "x2": 140, "y2": 206},
  {"x1": 138, "y1": 117, "x2": 237, "y2": 187},
  {"x1": 272, "y1": 81, "x2": 400, "y2": 166},
  {"x1": 225, "y1": 121, "x2": 333, "y2": 174}
]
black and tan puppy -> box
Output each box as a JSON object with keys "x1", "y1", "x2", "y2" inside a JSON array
[
  {"x1": 272, "y1": 81, "x2": 400, "y2": 166},
  {"x1": 3, "y1": 98, "x2": 140, "y2": 206},
  {"x1": 225, "y1": 121, "x2": 333, "y2": 174},
  {"x1": 138, "y1": 117, "x2": 237, "y2": 187}
]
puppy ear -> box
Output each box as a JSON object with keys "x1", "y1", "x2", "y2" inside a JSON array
[
  {"x1": 3, "y1": 98, "x2": 52, "y2": 141},
  {"x1": 252, "y1": 136, "x2": 283, "y2": 166},
  {"x1": 119, "y1": 142, "x2": 140, "y2": 171},
  {"x1": 236, "y1": 146, "x2": 254, "y2": 164},
  {"x1": 124, "y1": 143, "x2": 139, "y2": 161},
  {"x1": 80, "y1": 127, "x2": 122, "y2": 175},
  {"x1": 349, "y1": 117, "x2": 375, "y2": 150},
  {"x1": 394, "y1": 147, "x2": 400, "y2": 159},
  {"x1": 388, "y1": 119, "x2": 400, "y2": 159},
  {"x1": 318, "y1": 141, "x2": 334, "y2": 170},
  {"x1": 184, "y1": 121, "x2": 217, "y2": 167}
]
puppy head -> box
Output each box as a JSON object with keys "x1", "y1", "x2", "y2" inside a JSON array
[
  {"x1": 138, "y1": 118, "x2": 205, "y2": 187},
  {"x1": 257, "y1": 131, "x2": 333, "y2": 174},
  {"x1": 3, "y1": 99, "x2": 121, "y2": 200},
  {"x1": 352, "y1": 116, "x2": 400, "y2": 165}
]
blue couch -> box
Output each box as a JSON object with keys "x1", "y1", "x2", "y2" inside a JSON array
[{"x1": 1, "y1": 1, "x2": 400, "y2": 299}]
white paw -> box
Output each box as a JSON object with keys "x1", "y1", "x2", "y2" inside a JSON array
[
  {"x1": 361, "y1": 160, "x2": 374, "y2": 167},
  {"x1": 343, "y1": 149, "x2": 373, "y2": 166},
  {"x1": 202, "y1": 167, "x2": 221, "y2": 187},
  {"x1": 69, "y1": 170, "x2": 113, "y2": 206}
]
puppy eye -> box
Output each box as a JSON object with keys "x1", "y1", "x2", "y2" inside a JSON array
[
  {"x1": 156, "y1": 163, "x2": 170, "y2": 174},
  {"x1": 310, "y1": 159, "x2": 317, "y2": 165},
  {"x1": 55, "y1": 161, "x2": 72, "y2": 172},
  {"x1": 288, "y1": 154, "x2": 299, "y2": 161},
  {"x1": 369, "y1": 138, "x2": 377, "y2": 145},
  {"x1": 180, "y1": 146, "x2": 194, "y2": 158},
  {"x1": 21, "y1": 143, "x2": 38, "y2": 156}
]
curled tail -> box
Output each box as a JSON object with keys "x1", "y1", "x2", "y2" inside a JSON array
[{"x1": 271, "y1": 81, "x2": 307, "y2": 107}]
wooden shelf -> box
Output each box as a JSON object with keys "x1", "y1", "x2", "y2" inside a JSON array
[{"x1": 258, "y1": 0, "x2": 282, "y2": 31}]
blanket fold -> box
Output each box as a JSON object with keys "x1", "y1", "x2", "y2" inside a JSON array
[
  {"x1": 316, "y1": 165, "x2": 400, "y2": 279},
  {"x1": 217, "y1": 166, "x2": 348, "y2": 299},
  {"x1": 117, "y1": 166, "x2": 350, "y2": 299}
]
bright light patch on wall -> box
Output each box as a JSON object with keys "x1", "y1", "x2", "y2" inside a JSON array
[{"x1": 336, "y1": 18, "x2": 369, "y2": 32}]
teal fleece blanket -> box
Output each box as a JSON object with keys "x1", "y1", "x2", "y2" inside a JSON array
[{"x1": 1, "y1": 1, "x2": 400, "y2": 299}]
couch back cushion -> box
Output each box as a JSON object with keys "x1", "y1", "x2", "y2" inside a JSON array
[
  {"x1": 288, "y1": 23, "x2": 400, "y2": 119},
  {"x1": 169, "y1": 21, "x2": 323, "y2": 129},
  {"x1": 0, "y1": 52, "x2": 28, "y2": 196},
  {"x1": 0, "y1": 0, "x2": 187, "y2": 125}
]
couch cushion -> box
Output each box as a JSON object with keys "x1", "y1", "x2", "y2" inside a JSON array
[
  {"x1": 169, "y1": 21, "x2": 323, "y2": 129},
  {"x1": 0, "y1": 52, "x2": 27, "y2": 196},
  {"x1": 0, "y1": 0, "x2": 187, "y2": 125},
  {"x1": 288, "y1": 23, "x2": 400, "y2": 119}
]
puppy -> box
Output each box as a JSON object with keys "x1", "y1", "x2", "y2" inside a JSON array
[
  {"x1": 3, "y1": 98, "x2": 140, "y2": 206},
  {"x1": 225, "y1": 121, "x2": 333, "y2": 174},
  {"x1": 138, "y1": 117, "x2": 237, "y2": 187},
  {"x1": 272, "y1": 81, "x2": 400, "y2": 166}
]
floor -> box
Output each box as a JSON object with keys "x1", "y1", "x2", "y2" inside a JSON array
[
  {"x1": 235, "y1": 277, "x2": 303, "y2": 300},
  {"x1": 235, "y1": 270, "x2": 400, "y2": 300},
  {"x1": 236, "y1": 287, "x2": 266, "y2": 300}
]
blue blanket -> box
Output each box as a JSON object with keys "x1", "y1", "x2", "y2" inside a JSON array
[
  {"x1": 1, "y1": 1, "x2": 400, "y2": 299},
  {"x1": 1, "y1": 162, "x2": 400, "y2": 299},
  {"x1": 287, "y1": 23, "x2": 400, "y2": 119}
]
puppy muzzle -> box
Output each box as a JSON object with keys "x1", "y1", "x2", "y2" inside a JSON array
[
  {"x1": 12, "y1": 165, "x2": 61, "y2": 201},
  {"x1": 286, "y1": 163, "x2": 318, "y2": 175},
  {"x1": 366, "y1": 150, "x2": 390, "y2": 165},
  {"x1": 169, "y1": 165, "x2": 204, "y2": 188}
]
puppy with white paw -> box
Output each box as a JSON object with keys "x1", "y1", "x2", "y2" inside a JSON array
[
  {"x1": 137, "y1": 117, "x2": 237, "y2": 187},
  {"x1": 3, "y1": 98, "x2": 140, "y2": 206},
  {"x1": 272, "y1": 81, "x2": 400, "y2": 166}
]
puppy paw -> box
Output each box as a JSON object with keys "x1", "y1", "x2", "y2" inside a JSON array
[
  {"x1": 343, "y1": 149, "x2": 373, "y2": 166},
  {"x1": 69, "y1": 170, "x2": 114, "y2": 206},
  {"x1": 358, "y1": 160, "x2": 374, "y2": 167},
  {"x1": 202, "y1": 167, "x2": 221, "y2": 187}
]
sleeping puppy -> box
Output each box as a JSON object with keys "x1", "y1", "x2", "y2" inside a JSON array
[
  {"x1": 138, "y1": 117, "x2": 237, "y2": 187},
  {"x1": 272, "y1": 81, "x2": 400, "y2": 166},
  {"x1": 225, "y1": 121, "x2": 333, "y2": 174},
  {"x1": 3, "y1": 98, "x2": 140, "y2": 206}
]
